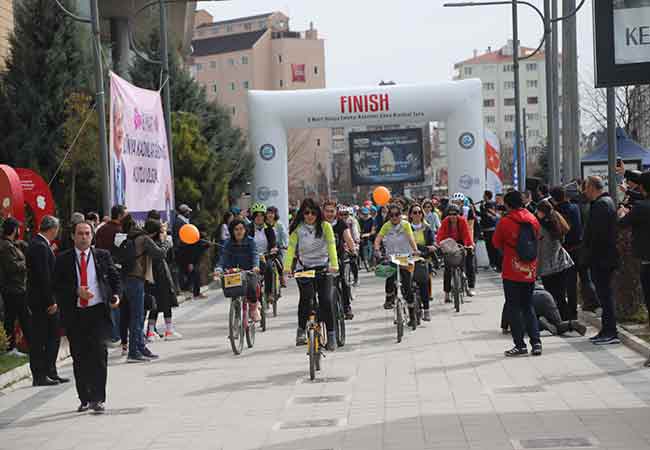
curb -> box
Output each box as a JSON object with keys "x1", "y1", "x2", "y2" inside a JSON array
[
  {"x1": 580, "y1": 310, "x2": 650, "y2": 358},
  {"x1": 0, "y1": 283, "x2": 221, "y2": 392}
]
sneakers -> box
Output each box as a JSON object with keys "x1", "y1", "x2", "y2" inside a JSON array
[
  {"x1": 121, "y1": 344, "x2": 128, "y2": 356},
  {"x1": 142, "y1": 348, "x2": 160, "y2": 360},
  {"x1": 589, "y1": 332, "x2": 605, "y2": 341},
  {"x1": 146, "y1": 331, "x2": 159, "y2": 343},
  {"x1": 466, "y1": 289, "x2": 476, "y2": 297},
  {"x1": 194, "y1": 293, "x2": 209, "y2": 300},
  {"x1": 383, "y1": 296, "x2": 395, "y2": 310},
  {"x1": 531, "y1": 343, "x2": 543, "y2": 356},
  {"x1": 7, "y1": 348, "x2": 27, "y2": 357},
  {"x1": 423, "y1": 310, "x2": 431, "y2": 322},
  {"x1": 344, "y1": 307, "x2": 354, "y2": 320},
  {"x1": 592, "y1": 335, "x2": 621, "y2": 345},
  {"x1": 249, "y1": 303, "x2": 261, "y2": 322},
  {"x1": 444, "y1": 292, "x2": 452, "y2": 303},
  {"x1": 570, "y1": 321, "x2": 587, "y2": 336},
  {"x1": 164, "y1": 330, "x2": 183, "y2": 341},
  {"x1": 127, "y1": 354, "x2": 149, "y2": 363},
  {"x1": 296, "y1": 328, "x2": 307, "y2": 346},
  {"x1": 504, "y1": 347, "x2": 528, "y2": 357},
  {"x1": 538, "y1": 317, "x2": 558, "y2": 336}
]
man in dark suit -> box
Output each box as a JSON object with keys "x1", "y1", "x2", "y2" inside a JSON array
[
  {"x1": 27, "y1": 215, "x2": 67, "y2": 386},
  {"x1": 54, "y1": 221, "x2": 121, "y2": 413}
]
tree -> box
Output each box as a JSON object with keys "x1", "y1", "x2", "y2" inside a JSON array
[
  {"x1": 129, "y1": 27, "x2": 252, "y2": 208},
  {"x1": 0, "y1": 0, "x2": 86, "y2": 179}
]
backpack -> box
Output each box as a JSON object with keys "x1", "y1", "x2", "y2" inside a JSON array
[
  {"x1": 516, "y1": 221, "x2": 538, "y2": 262},
  {"x1": 115, "y1": 236, "x2": 138, "y2": 273}
]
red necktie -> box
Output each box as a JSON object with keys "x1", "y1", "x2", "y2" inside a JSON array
[{"x1": 80, "y1": 251, "x2": 88, "y2": 307}]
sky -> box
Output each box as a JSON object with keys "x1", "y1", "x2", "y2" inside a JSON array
[{"x1": 198, "y1": 0, "x2": 596, "y2": 89}]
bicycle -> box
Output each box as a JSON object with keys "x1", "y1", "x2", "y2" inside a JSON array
[
  {"x1": 260, "y1": 252, "x2": 282, "y2": 331},
  {"x1": 221, "y1": 269, "x2": 258, "y2": 355},
  {"x1": 294, "y1": 269, "x2": 337, "y2": 380},
  {"x1": 331, "y1": 270, "x2": 347, "y2": 348},
  {"x1": 443, "y1": 244, "x2": 467, "y2": 313}
]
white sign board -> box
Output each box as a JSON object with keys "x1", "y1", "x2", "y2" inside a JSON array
[{"x1": 614, "y1": 3, "x2": 650, "y2": 64}]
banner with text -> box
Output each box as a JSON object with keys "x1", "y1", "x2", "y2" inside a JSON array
[
  {"x1": 614, "y1": 2, "x2": 650, "y2": 64},
  {"x1": 109, "y1": 72, "x2": 173, "y2": 222}
]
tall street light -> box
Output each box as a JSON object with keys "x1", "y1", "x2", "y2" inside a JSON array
[{"x1": 444, "y1": 0, "x2": 586, "y2": 189}]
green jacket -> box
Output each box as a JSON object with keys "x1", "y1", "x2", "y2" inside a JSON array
[{"x1": 0, "y1": 237, "x2": 27, "y2": 295}]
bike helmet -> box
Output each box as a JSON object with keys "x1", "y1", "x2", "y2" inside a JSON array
[
  {"x1": 337, "y1": 204, "x2": 348, "y2": 213},
  {"x1": 250, "y1": 202, "x2": 267, "y2": 215},
  {"x1": 451, "y1": 192, "x2": 466, "y2": 203}
]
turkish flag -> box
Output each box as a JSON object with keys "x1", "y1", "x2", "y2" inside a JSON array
[{"x1": 486, "y1": 141, "x2": 502, "y2": 179}]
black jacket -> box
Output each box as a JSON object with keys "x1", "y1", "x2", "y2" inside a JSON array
[
  {"x1": 26, "y1": 234, "x2": 56, "y2": 311},
  {"x1": 583, "y1": 193, "x2": 619, "y2": 270},
  {"x1": 0, "y1": 237, "x2": 27, "y2": 295},
  {"x1": 556, "y1": 201, "x2": 583, "y2": 250},
  {"x1": 247, "y1": 223, "x2": 277, "y2": 254},
  {"x1": 619, "y1": 198, "x2": 650, "y2": 262},
  {"x1": 53, "y1": 248, "x2": 121, "y2": 335}
]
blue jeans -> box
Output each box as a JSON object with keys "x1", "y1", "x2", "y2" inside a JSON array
[
  {"x1": 591, "y1": 266, "x2": 617, "y2": 336},
  {"x1": 503, "y1": 279, "x2": 540, "y2": 349},
  {"x1": 126, "y1": 277, "x2": 146, "y2": 358}
]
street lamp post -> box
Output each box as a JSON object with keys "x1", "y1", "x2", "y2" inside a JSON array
[{"x1": 511, "y1": 0, "x2": 524, "y2": 191}]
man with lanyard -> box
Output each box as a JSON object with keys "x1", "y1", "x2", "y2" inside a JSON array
[
  {"x1": 358, "y1": 207, "x2": 376, "y2": 269},
  {"x1": 322, "y1": 201, "x2": 356, "y2": 320},
  {"x1": 248, "y1": 203, "x2": 278, "y2": 321},
  {"x1": 374, "y1": 203, "x2": 420, "y2": 325}
]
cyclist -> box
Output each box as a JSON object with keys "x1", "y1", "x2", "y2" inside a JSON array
[
  {"x1": 214, "y1": 219, "x2": 261, "y2": 321},
  {"x1": 436, "y1": 204, "x2": 475, "y2": 303},
  {"x1": 266, "y1": 206, "x2": 288, "y2": 288},
  {"x1": 358, "y1": 206, "x2": 377, "y2": 269},
  {"x1": 374, "y1": 203, "x2": 420, "y2": 326},
  {"x1": 284, "y1": 199, "x2": 339, "y2": 350},
  {"x1": 323, "y1": 201, "x2": 356, "y2": 320},
  {"x1": 422, "y1": 200, "x2": 441, "y2": 235},
  {"x1": 408, "y1": 203, "x2": 436, "y2": 321},
  {"x1": 341, "y1": 206, "x2": 361, "y2": 287},
  {"x1": 248, "y1": 203, "x2": 278, "y2": 308}
]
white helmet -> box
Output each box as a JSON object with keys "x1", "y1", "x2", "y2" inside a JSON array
[{"x1": 451, "y1": 192, "x2": 466, "y2": 203}]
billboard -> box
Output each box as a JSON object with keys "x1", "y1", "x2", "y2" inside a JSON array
[
  {"x1": 349, "y1": 128, "x2": 424, "y2": 186},
  {"x1": 594, "y1": 0, "x2": 650, "y2": 86},
  {"x1": 581, "y1": 158, "x2": 642, "y2": 193}
]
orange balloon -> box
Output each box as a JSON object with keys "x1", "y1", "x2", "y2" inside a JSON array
[
  {"x1": 373, "y1": 186, "x2": 391, "y2": 206},
  {"x1": 179, "y1": 223, "x2": 200, "y2": 245}
]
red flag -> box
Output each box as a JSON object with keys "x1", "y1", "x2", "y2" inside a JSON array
[{"x1": 486, "y1": 139, "x2": 502, "y2": 180}]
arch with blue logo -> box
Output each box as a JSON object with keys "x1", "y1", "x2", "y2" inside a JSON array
[{"x1": 248, "y1": 80, "x2": 485, "y2": 222}]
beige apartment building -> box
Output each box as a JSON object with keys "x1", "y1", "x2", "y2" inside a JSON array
[
  {"x1": 190, "y1": 10, "x2": 331, "y2": 203},
  {"x1": 0, "y1": 0, "x2": 13, "y2": 69}
]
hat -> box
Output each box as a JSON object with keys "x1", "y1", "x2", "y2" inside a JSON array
[
  {"x1": 446, "y1": 204, "x2": 461, "y2": 214},
  {"x1": 370, "y1": 206, "x2": 378, "y2": 212},
  {"x1": 360, "y1": 207, "x2": 370, "y2": 214},
  {"x1": 231, "y1": 207, "x2": 241, "y2": 215},
  {"x1": 178, "y1": 204, "x2": 192, "y2": 214}
]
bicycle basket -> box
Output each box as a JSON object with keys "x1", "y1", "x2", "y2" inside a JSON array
[
  {"x1": 374, "y1": 264, "x2": 396, "y2": 279},
  {"x1": 222, "y1": 272, "x2": 247, "y2": 298},
  {"x1": 443, "y1": 249, "x2": 465, "y2": 268}
]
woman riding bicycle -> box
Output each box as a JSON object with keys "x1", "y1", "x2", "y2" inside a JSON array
[
  {"x1": 374, "y1": 203, "x2": 420, "y2": 326},
  {"x1": 284, "y1": 199, "x2": 339, "y2": 350},
  {"x1": 436, "y1": 203, "x2": 475, "y2": 303},
  {"x1": 248, "y1": 203, "x2": 278, "y2": 306},
  {"x1": 266, "y1": 206, "x2": 288, "y2": 288},
  {"x1": 408, "y1": 203, "x2": 436, "y2": 321},
  {"x1": 214, "y1": 219, "x2": 261, "y2": 321},
  {"x1": 322, "y1": 201, "x2": 357, "y2": 320}
]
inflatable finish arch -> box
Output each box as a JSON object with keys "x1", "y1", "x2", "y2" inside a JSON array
[{"x1": 248, "y1": 80, "x2": 484, "y2": 222}]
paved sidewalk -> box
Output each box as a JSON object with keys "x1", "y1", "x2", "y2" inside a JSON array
[{"x1": 2, "y1": 271, "x2": 650, "y2": 450}]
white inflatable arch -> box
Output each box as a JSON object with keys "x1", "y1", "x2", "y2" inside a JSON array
[{"x1": 248, "y1": 80, "x2": 484, "y2": 222}]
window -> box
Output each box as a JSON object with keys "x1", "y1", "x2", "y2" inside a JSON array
[
  {"x1": 317, "y1": 139, "x2": 321, "y2": 146},
  {"x1": 332, "y1": 127, "x2": 344, "y2": 137},
  {"x1": 278, "y1": 54, "x2": 283, "y2": 64},
  {"x1": 231, "y1": 106, "x2": 236, "y2": 115},
  {"x1": 210, "y1": 60, "x2": 216, "y2": 69},
  {"x1": 278, "y1": 21, "x2": 286, "y2": 28},
  {"x1": 527, "y1": 96, "x2": 539, "y2": 105},
  {"x1": 483, "y1": 82, "x2": 495, "y2": 91},
  {"x1": 504, "y1": 81, "x2": 515, "y2": 89},
  {"x1": 226, "y1": 24, "x2": 233, "y2": 32},
  {"x1": 526, "y1": 63, "x2": 538, "y2": 71},
  {"x1": 241, "y1": 56, "x2": 249, "y2": 65},
  {"x1": 314, "y1": 66, "x2": 319, "y2": 76},
  {"x1": 484, "y1": 115, "x2": 496, "y2": 124},
  {"x1": 504, "y1": 98, "x2": 516, "y2": 106},
  {"x1": 230, "y1": 82, "x2": 236, "y2": 91},
  {"x1": 212, "y1": 83, "x2": 218, "y2": 93},
  {"x1": 196, "y1": 63, "x2": 203, "y2": 71},
  {"x1": 464, "y1": 67, "x2": 472, "y2": 76},
  {"x1": 483, "y1": 99, "x2": 495, "y2": 107},
  {"x1": 244, "y1": 23, "x2": 252, "y2": 31},
  {"x1": 527, "y1": 80, "x2": 538, "y2": 88},
  {"x1": 228, "y1": 58, "x2": 235, "y2": 66},
  {"x1": 503, "y1": 64, "x2": 514, "y2": 72},
  {"x1": 504, "y1": 114, "x2": 515, "y2": 122},
  {"x1": 505, "y1": 131, "x2": 514, "y2": 139},
  {"x1": 528, "y1": 129, "x2": 540, "y2": 137},
  {"x1": 213, "y1": 25, "x2": 220, "y2": 33},
  {"x1": 526, "y1": 112, "x2": 539, "y2": 121},
  {"x1": 279, "y1": 79, "x2": 284, "y2": 88},
  {"x1": 243, "y1": 81, "x2": 250, "y2": 89},
  {"x1": 259, "y1": 20, "x2": 267, "y2": 29}
]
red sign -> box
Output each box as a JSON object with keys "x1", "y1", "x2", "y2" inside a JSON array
[
  {"x1": 291, "y1": 64, "x2": 306, "y2": 82},
  {"x1": 15, "y1": 168, "x2": 55, "y2": 232},
  {"x1": 486, "y1": 139, "x2": 503, "y2": 180},
  {"x1": 0, "y1": 165, "x2": 25, "y2": 227},
  {"x1": 340, "y1": 94, "x2": 390, "y2": 114}
]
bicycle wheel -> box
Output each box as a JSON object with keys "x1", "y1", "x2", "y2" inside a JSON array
[
  {"x1": 308, "y1": 328, "x2": 317, "y2": 380},
  {"x1": 246, "y1": 317, "x2": 256, "y2": 348},
  {"x1": 273, "y1": 269, "x2": 280, "y2": 317},
  {"x1": 229, "y1": 298, "x2": 244, "y2": 355},
  {"x1": 260, "y1": 293, "x2": 268, "y2": 332},
  {"x1": 453, "y1": 270, "x2": 461, "y2": 313},
  {"x1": 396, "y1": 299, "x2": 404, "y2": 343},
  {"x1": 335, "y1": 288, "x2": 346, "y2": 347}
]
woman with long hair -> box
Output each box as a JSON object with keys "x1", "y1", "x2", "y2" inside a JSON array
[
  {"x1": 284, "y1": 199, "x2": 339, "y2": 350},
  {"x1": 408, "y1": 203, "x2": 436, "y2": 321},
  {"x1": 536, "y1": 199, "x2": 574, "y2": 321}
]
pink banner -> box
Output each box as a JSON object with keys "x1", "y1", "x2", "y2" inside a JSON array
[{"x1": 109, "y1": 72, "x2": 174, "y2": 222}]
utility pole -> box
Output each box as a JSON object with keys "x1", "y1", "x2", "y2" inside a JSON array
[
  {"x1": 550, "y1": 0, "x2": 561, "y2": 184},
  {"x1": 607, "y1": 88, "x2": 617, "y2": 198},
  {"x1": 159, "y1": 0, "x2": 174, "y2": 183},
  {"x1": 543, "y1": 0, "x2": 555, "y2": 186},
  {"x1": 562, "y1": 0, "x2": 580, "y2": 181},
  {"x1": 512, "y1": 0, "x2": 524, "y2": 191}
]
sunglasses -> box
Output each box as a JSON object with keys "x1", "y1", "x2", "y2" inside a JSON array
[
  {"x1": 390, "y1": 212, "x2": 401, "y2": 218},
  {"x1": 412, "y1": 210, "x2": 423, "y2": 215},
  {"x1": 448, "y1": 212, "x2": 458, "y2": 217},
  {"x1": 304, "y1": 210, "x2": 317, "y2": 216}
]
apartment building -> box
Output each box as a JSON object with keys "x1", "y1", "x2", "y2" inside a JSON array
[
  {"x1": 190, "y1": 10, "x2": 330, "y2": 202},
  {"x1": 454, "y1": 40, "x2": 557, "y2": 172},
  {"x1": 0, "y1": 0, "x2": 13, "y2": 69}
]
